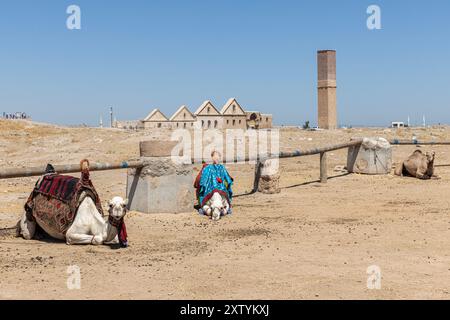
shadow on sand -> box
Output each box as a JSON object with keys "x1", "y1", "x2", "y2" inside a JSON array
[{"x1": 234, "y1": 172, "x2": 352, "y2": 198}]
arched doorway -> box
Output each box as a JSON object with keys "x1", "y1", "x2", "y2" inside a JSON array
[{"x1": 248, "y1": 113, "x2": 259, "y2": 129}]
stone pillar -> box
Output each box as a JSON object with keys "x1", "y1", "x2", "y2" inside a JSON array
[
  {"x1": 258, "y1": 158, "x2": 281, "y2": 194},
  {"x1": 126, "y1": 141, "x2": 195, "y2": 213},
  {"x1": 317, "y1": 50, "x2": 337, "y2": 130}
]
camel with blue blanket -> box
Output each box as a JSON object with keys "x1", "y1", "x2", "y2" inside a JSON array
[{"x1": 194, "y1": 151, "x2": 233, "y2": 221}]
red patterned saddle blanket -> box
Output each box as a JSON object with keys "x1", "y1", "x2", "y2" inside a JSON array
[{"x1": 25, "y1": 173, "x2": 104, "y2": 237}]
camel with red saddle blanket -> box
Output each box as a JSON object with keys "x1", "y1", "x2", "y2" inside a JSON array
[{"x1": 17, "y1": 160, "x2": 129, "y2": 246}]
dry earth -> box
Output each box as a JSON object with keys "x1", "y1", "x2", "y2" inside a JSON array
[{"x1": 1, "y1": 119, "x2": 450, "y2": 299}]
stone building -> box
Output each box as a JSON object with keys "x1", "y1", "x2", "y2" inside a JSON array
[
  {"x1": 219, "y1": 98, "x2": 247, "y2": 129},
  {"x1": 113, "y1": 120, "x2": 143, "y2": 130},
  {"x1": 246, "y1": 111, "x2": 272, "y2": 129},
  {"x1": 194, "y1": 100, "x2": 225, "y2": 129},
  {"x1": 169, "y1": 105, "x2": 196, "y2": 129},
  {"x1": 114, "y1": 98, "x2": 272, "y2": 130},
  {"x1": 142, "y1": 109, "x2": 171, "y2": 129}
]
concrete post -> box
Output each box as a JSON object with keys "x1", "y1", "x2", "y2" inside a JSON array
[
  {"x1": 258, "y1": 158, "x2": 280, "y2": 194},
  {"x1": 126, "y1": 141, "x2": 195, "y2": 213}
]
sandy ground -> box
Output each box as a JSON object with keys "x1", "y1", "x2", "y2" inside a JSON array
[{"x1": 1, "y1": 119, "x2": 450, "y2": 300}]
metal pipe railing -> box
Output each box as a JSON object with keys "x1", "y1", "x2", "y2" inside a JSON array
[
  {"x1": 0, "y1": 139, "x2": 363, "y2": 182},
  {"x1": 6, "y1": 137, "x2": 445, "y2": 182},
  {"x1": 192, "y1": 139, "x2": 364, "y2": 164},
  {"x1": 390, "y1": 139, "x2": 450, "y2": 145},
  {"x1": 0, "y1": 160, "x2": 144, "y2": 180},
  {"x1": 277, "y1": 139, "x2": 363, "y2": 159}
]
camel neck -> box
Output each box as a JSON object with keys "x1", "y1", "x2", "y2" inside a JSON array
[{"x1": 104, "y1": 220, "x2": 119, "y2": 243}]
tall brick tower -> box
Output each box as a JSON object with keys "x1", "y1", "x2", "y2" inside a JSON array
[{"x1": 317, "y1": 50, "x2": 337, "y2": 129}]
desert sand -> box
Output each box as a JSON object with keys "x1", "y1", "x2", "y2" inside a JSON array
[{"x1": 1, "y1": 119, "x2": 449, "y2": 299}]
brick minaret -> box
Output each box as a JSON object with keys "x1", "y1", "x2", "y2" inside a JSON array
[{"x1": 317, "y1": 50, "x2": 337, "y2": 129}]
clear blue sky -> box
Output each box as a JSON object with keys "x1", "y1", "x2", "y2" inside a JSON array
[{"x1": 0, "y1": 0, "x2": 449, "y2": 127}]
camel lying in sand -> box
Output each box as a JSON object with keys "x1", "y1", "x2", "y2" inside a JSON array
[
  {"x1": 19, "y1": 196, "x2": 128, "y2": 245},
  {"x1": 394, "y1": 150, "x2": 437, "y2": 179},
  {"x1": 18, "y1": 160, "x2": 128, "y2": 246}
]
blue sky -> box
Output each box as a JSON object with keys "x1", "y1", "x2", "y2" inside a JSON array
[{"x1": 0, "y1": 0, "x2": 449, "y2": 127}]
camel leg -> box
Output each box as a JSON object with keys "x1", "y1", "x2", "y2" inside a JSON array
[
  {"x1": 104, "y1": 235, "x2": 119, "y2": 245},
  {"x1": 394, "y1": 162, "x2": 404, "y2": 176},
  {"x1": 203, "y1": 205, "x2": 212, "y2": 217},
  {"x1": 19, "y1": 212, "x2": 36, "y2": 240},
  {"x1": 416, "y1": 171, "x2": 424, "y2": 179},
  {"x1": 416, "y1": 172, "x2": 430, "y2": 180},
  {"x1": 416, "y1": 164, "x2": 430, "y2": 180},
  {"x1": 66, "y1": 232, "x2": 103, "y2": 245}
]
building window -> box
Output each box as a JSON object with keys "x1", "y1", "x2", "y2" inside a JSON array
[
  {"x1": 207, "y1": 107, "x2": 210, "y2": 113},
  {"x1": 177, "y1": 123, "x2": 179, "y2": 127},
  {"x1": 239, "y1": 120, "x2": 241, "y2": 124},
  {"x1": 183, "y1": 113, "x2": 186, "y2": 119},
  {"x1": 184, "y1": 123, "x2": 186, "y2": 128},
  {"x1": 232, "y1": 119, "x2": 235, "y2": 126},
  {"x1": 232, "y1": 105, "x2": 236, "y2": 112},
  {"x1": 191, "y1": 123, "x2": 193, "y2": 127},
  {"x1": 157, "y1": 123, "x2": 161, "y2": 128},
  {"x1": 202, "y1": 120, "x2": 204, "y2": 127},
  {"x1": 266, "y1": 117, "x2": 269, "y2": 122},
  {"x1": 227, "y1": 120, "x2": 229, "y2": 124},
  {"x1": 208, "y1": 120, "x2": 211, "y2": 128},
  {"x1": 214, "y1": 120, "x2": 218, "y2": 128}
]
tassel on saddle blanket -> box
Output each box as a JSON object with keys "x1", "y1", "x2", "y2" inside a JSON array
[{"x1": 24, "y1": 160, "x2": 108, "y2": 239}]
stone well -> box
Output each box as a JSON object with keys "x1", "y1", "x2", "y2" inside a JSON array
[{"x1": 126, "y1": 141, "x2": 195, "y2": 213}]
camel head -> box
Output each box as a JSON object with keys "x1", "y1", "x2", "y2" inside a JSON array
[
  {"x1": 204, "y1": 192, "x2": 228, "y2": 221},
  {"x1": 108, "y1": 196, "x2": 128, "y2": 221},
  {"x1": 426, "y1": 151, "x2": 435, "y2": 164}
]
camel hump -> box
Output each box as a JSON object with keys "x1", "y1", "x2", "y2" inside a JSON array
[{"x1": 407, "y1": 150, "x2": 427, "y2": 163}]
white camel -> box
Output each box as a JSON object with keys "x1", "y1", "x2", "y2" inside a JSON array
[
  {"x1": 202, "y1": 192, "x2": 230, "y2": 221},
  {"x1": 18, "y1": 195, "x2": 128, "y2": 245}
]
